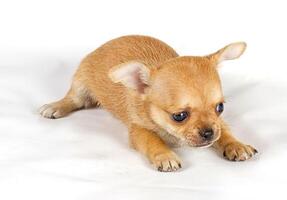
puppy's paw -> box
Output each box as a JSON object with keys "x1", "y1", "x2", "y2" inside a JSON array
[
  {"x1": 223, "y1": 142, "x2": 258, "y2": 161},
  {"x1": 152, "y1": 152, "x2": 182, "y2": 172},
  {"x1": 39, "y1": 103, "x2": 69, "y2": 119}
]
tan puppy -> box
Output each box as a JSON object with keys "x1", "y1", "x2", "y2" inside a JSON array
[{"x1": 39, "y1": 35, "x2": 257, "y2": 172}]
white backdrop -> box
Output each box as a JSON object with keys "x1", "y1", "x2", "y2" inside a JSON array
[{"x1": 0, "y1": 0, "x2": 287, "y2": 200}]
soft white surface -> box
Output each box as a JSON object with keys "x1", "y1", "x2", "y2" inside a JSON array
[
  {"x1": 1, "y1": 0, "x2": 287, "y2": 200},
  {"x1": 1, "y1": 47, "x2": 287, "y2": 200}
]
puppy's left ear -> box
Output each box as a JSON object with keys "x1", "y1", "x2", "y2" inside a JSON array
[
  {"x1": 108, "y1": 61, "x2": 150, "y2": 94},
  {"x1": 208, "y1": 42, "x2": 247, "y2": 64}
]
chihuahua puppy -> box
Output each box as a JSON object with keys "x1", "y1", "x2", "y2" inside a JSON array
[{"x1": 39, "y1": 35, "x2": 257, "y2": 172}]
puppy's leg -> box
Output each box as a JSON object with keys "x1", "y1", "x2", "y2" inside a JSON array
[
  {"x1": 39, "y1": 82, "x2": 100, "y2": 119},
  {"x1": 129, "y1": 125, "x2": 182, "y2": 172},
  {"x1": 213, "y1": 120, "x2": 257, "y2": 161}
]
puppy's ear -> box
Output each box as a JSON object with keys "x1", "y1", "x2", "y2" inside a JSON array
[
  {"x1": 108, "y1": 61, "x2": 150, "y2": 94},
  {"x1": 208, "y1": 42, "x2": 247, "y2": 64}
]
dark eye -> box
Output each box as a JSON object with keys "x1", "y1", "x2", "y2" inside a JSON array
[
  {"x1": 216, "y1": 102, "x2": 224, "y2": 114},
  {"x1": 171, "y1": 111, "x2": 189, "y2": 122}
]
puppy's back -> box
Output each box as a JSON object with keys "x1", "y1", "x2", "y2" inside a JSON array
[{"x1": 74, "y1": 35, "x2": 178, "y2": 123}]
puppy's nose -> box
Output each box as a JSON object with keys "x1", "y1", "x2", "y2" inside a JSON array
[{"x1": 199, "y1": 128, "x2": 214, "y2": 140}]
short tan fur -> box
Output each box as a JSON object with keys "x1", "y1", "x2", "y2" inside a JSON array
[{"x1": 39, "y1": 35, "x2": 257, "y2": 172}]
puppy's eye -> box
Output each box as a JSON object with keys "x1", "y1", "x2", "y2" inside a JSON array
[
  {"x1": 216, "y1": 102, "x2": 224, "y2": 114},
  {"x1": 171, "y1": 111, "x2": 189, "y2": 122}
]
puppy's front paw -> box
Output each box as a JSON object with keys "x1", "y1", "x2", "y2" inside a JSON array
[
  {"x1": 223, "y1": 142, "x2": 258, "y2": 161},
  {"x1": 152, "y1": 152, "x2": 182, "y2": 172}
]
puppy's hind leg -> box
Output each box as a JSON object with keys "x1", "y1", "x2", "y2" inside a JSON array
[{"x1": 39, "y1": 82, "x2": 100, "y2": 119}]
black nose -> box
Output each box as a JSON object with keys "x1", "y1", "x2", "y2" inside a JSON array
[{"x1": 199, "y1": 128, "x2": 214, "y2": 140}]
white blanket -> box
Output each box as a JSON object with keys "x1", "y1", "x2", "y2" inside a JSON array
[{"x1": 0, "y1": 48, "x2": 286, "y2": 200}]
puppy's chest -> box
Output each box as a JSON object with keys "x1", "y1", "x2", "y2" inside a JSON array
[
  {"x1": 128, "y1": 98, "x2": 184, "y2": 147},
  {"x1": 130, "y1": 110, "x2": 184, "y2": 147},
  {"x1": 156, "y1": 129, "x2": 185, "y2": 147}
]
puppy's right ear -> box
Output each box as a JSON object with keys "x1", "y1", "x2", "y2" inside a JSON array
[{"x1": 108, "y1": 61, "x2": 150, "y2": 94}]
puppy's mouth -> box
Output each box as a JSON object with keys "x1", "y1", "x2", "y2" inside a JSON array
[
  {"x1": 187, "y1": 134, "x2": 220, "y2": 148},
  {"x1": 193, "y1": 141, "x2": 214, "y2": 148}
]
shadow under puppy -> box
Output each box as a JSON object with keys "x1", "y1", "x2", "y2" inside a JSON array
[{"x1": 39, "y1": 35, "x2": 257, "y2": 172}]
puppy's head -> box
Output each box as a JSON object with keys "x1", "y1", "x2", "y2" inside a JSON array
[{"x1": 109, "y1": 42, "x2": 246, "y2": 147}]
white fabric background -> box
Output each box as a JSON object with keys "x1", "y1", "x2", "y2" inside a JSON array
[{"x1": 0, "y1": 1, "x2": 286, "y2": 199}]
